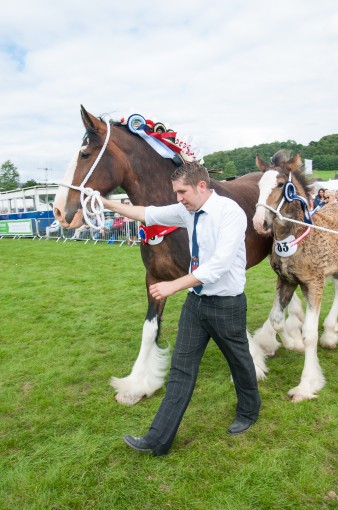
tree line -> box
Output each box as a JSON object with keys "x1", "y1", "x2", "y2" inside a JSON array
[
  {"x1": 203, "y1": 133, "x2": 338, "y2": 180},
  {"x1": 1, "y1": 133, "x2": 338, "y2": 191},
  {"x1": 0, "y1": 160, "x2": 41, "y2": 191}
]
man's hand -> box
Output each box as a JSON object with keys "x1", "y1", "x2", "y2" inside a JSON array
[
  {"x1": 149, "y1": 281, "x2": 179, "y2": 300},
  {"x1": 149, "y1": 273, "x2": 203, "y2": 300}
]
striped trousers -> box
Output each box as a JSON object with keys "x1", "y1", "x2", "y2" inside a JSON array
[{"x1": 144, "y1": 291, "x2": 261, "y2": 454}]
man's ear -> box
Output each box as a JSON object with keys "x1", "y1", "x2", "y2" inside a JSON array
[{"x1": 198, "y1": 180, "x2": 208, "y2": 191}]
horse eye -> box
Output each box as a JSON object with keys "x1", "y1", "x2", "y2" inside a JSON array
[
  {"x1": 277, "y1": 182, "x2": 284, "y2": 188},
  {"x1": 81, "y1": 152, "x2": 90, "y2": 160}
]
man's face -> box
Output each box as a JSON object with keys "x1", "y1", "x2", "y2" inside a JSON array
[{"x1": 172, "y1": 178, "x2": 207, "y2": 212}]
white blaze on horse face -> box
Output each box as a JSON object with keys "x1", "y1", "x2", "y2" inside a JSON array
[
  {"x1": 253, "y1": 170, "x2": 278, "y2": 234},
  {"x1": 53, "y1": 147, "x2": 81, "y2": 224}
]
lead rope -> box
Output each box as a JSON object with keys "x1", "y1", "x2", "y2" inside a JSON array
[
  {"x1": 256, "y1": 203, "x2": 338, "y2": 236},
  {"x1": 59, "y1": 114, "x2": 111, "y2": 230}
]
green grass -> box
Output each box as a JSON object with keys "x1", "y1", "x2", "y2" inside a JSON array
[
  {"x1": 312, "y1": 170, "x2": 338, "y2": 181},
  {"x1": 0, "y1": 240, "x2": 337, "y2": 510}
]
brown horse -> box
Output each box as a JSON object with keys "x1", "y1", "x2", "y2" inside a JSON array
[
  {"x1": 253, "y1": 151, "x2": 338, "y2": 401},
  {"x1": 54, "y1": 106, "x2": 272, "y2": 405}
]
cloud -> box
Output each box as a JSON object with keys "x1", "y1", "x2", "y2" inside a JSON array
[{"x1": 0, "y1": 0, "x2": 337, "y2": 182}]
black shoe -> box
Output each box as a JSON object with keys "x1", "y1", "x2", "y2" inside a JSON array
[
  {"x1": 124, "y1": 435, "x2": 168, "y2": 456},
  {"x1": 227, "y1": 418, "x2": 255, "y2": 435}
]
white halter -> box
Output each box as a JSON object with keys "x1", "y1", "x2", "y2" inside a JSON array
[{"x1": 59, "y1": 114, "x2": 111, "y2": 230}]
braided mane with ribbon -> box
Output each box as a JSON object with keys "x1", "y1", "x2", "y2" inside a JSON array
[{"x1": 106, "y1": 113, "x2": 201, "y2": 166}]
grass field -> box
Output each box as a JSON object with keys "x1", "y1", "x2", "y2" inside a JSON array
[
  {"x1": 312, "y1": 170, "x2": 338, "y2": 182},
  {"x1": 0, "y1": 239, "x2": 337, "y2": 510}
]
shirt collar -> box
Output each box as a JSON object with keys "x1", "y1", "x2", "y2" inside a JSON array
[{"x1": 196, "y1": 189, "x2": 217, "y2": 214}]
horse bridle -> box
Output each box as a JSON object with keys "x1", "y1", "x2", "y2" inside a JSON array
[
  {"x1": 256, "y1": 172, "x2": 313, "y2": 225},
  {"x1": 59, "y1": 114, "x2": 111, "y2": 230}
]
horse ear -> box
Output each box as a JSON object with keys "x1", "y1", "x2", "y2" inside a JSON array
[
  {"x1": 285, "y1": 154, "x2": 303, "y2": 172},
  {"x1": 256, "y1": 154, "x2": 269, "y2": 173},
  {"x1": 80, "y1": 105, "x2": 99, "y2": 131}
]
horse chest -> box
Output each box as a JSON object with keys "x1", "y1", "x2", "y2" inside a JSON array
[{"x1": 270, "y1": 253, "x2": 298, "y2": 283}]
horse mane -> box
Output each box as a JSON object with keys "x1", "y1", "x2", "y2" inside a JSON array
[
  {"x1": 271, "y1": 150, "x2": 312, "y2": 201},
  {"x1": 271, "y1": 149, "x2": 294, "y2": 166},
  {"x1": 84, "y1": 127, "x2": 102, "y2": 148}
]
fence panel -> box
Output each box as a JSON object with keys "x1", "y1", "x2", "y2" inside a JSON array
[
  {"x1": 0, "y1": 218, "x2": 40, "y2": 239},
  {"x1": 1, "y1": 216, "x2": 141, "y2": 246}
]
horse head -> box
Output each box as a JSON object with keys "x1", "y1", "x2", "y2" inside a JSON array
[
  {"x1": 54, "y1": 106, "x2": 132, "y2": 228},
  {"x1": 253, "y1": 150, "x2": 304, "y2": 235}
]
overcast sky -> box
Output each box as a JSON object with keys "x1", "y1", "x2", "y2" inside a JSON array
[{"x1": 1, "y1": 0, "x2": 337, "y2": 183}]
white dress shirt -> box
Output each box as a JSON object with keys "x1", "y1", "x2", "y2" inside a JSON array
[{"x1": 145, "y1": 190, "x2": 247, "y2": 296}]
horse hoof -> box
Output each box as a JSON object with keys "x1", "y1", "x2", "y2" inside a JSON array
[
  {"x1": 288, "y1": 388, "x2": 318, "y2": 402},
  {"x1": 320, "y1": 332, "x2": 338, "y2": 349},
  {"x1": 115, "y1": 392, "x2": 144, "y2": 406}
]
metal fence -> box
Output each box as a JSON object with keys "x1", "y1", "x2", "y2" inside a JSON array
[{"x1": 0, "y1": 217, "x2": 141, "y2": 246}]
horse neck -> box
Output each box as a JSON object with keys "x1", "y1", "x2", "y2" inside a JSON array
[{"x1": 121, "y1": 156, "x2": 176, "y2": 207}]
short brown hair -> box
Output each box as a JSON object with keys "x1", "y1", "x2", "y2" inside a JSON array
[{"x1": 171, "y1": 162, "x2": 210, "y2": 188}]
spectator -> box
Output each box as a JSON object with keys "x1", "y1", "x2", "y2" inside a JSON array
[
  {"x1": 46, "y1": 219, "x2": 60, "y2": 238},
  {"x1": 112, "y1": 213, "x2": 124, "y2": 241},
  {"x1": 72, "y1": 224, "x2": 90, "y2": 239},
  {"x1": 323, "y1": 190, "x2": 336, "y2": 205},
  {"x1": 104, "y1": 215, "x2": 113, "y2": 238},
  {"x1": 123, "y1": 199, "x2": 138, "y2": 245},
  {"x1": 313, "y1": 188, "x2": 326, "y2": 209}
]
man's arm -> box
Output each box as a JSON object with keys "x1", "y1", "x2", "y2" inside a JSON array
[
  {"x1": 101, "y1": 197, "x2": 146, "y2": 223},
  {"x1": 150, "y1": 273, "x2": 202, "y2": 300}
]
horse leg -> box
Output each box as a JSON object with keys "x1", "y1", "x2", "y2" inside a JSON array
[
  {"x1": 252, "y1": 316, "x2": 281, "y2": 358},
  {"x1": 281, "y1": 292, "x2": 305, "y2": 353},
  {"x1": 288, "y1": 283, "x2": 326, "y2": 402},
  {"x1": 320, "y1": 276, "x2": 338, "y2": 349},
  {"x1": 111, "y1": 286, "x2": 170, "y2": 405},
  {"x1": 252, "y1": 280, "x2": 299, "y2": 356}
]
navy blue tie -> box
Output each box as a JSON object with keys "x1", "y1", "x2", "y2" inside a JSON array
[{"x1": 191, "y1": 210, "x2": 204, "y2": 294}]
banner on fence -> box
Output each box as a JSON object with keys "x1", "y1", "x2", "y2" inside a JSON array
[{"x1": 0, "y1": 219, "x2": 33, "y2": 235}]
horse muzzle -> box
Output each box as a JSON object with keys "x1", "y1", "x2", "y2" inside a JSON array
[
  {"x1": 54, "y1": 206, "x2": 84, "y2": 229},
  {"x1": 253, "y1": 210, "x2": 272, "y2": 235}
]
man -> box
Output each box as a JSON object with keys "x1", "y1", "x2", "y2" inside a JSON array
[{"x1": 101, "y1": 162, "x2": 260, "y2": 456}]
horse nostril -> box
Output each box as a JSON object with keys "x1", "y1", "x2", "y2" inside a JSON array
[
  {"x1": 263, "y1": 220, "x2": 269, "y2": 231},
  {"x1": 54, "y1": 207, "x2": 61, "y2": 220}
]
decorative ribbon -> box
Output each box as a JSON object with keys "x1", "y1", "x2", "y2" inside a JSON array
[
  {"x1": 139, "y1": 224, "x2": 179, "y2": 245},
  {"x1": 135, "y1": 124, "x2": 183, "y2": 165},
  {"x1": 127, "y1": 114, "x2": 197, "y2": 165}
]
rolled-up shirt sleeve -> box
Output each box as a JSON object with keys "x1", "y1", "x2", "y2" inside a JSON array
[
  {"x1": 145, "y1": 204, "x2": 187, "y2": 228},
  {"x1": 192, "y1": 207, "x2": 247, "y2": 285}
]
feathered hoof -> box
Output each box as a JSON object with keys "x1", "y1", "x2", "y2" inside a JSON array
[
  {"x1": 287, "y1": 382, "x2": 323, "y2": 402},
  {"x1": 110, "y1": 376, "x2": 146, "y2": 406},
  {"x1": 320, "y1": 331, "x2": 338, "y2": 349},
  {"x1": 114, "y1": 392, "x2": 144, "y2": 406},
  {"x1": 255, "y1": 365, "x2": 268, "y2": 381},
  {"x1": 288, "y1": 391, "x2": 318, "y2": 403}
]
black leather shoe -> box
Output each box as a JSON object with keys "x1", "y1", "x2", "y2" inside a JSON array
[
  {"x1": 124, "y1": 434, "x2": 171, "y2": 456},
  {"x1": 227, "y1": 418, "x2": 254, "y2": 435},
  {"x1": 124, "y1": 435, "x2": 154, "y2": 453}
]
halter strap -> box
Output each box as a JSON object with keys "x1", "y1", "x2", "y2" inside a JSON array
[{"x1": 59, "y1": 115, "x2": 111, "y2": 230}]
